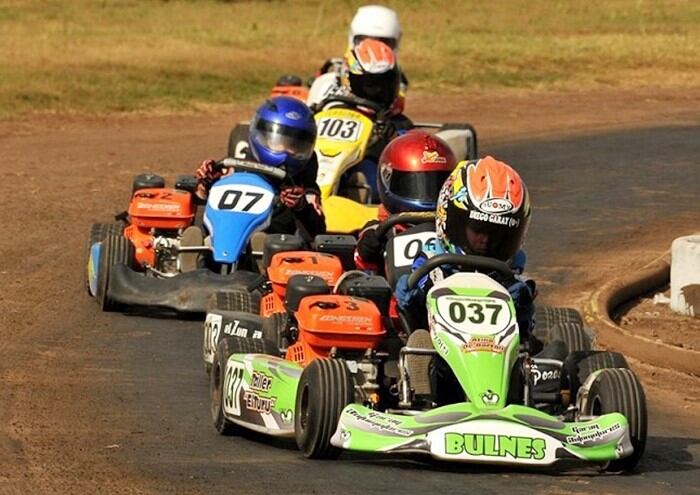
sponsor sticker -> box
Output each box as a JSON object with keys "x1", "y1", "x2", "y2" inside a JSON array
[{"x1": 444, "y1": 433, "x2": 547, "y2": 461}]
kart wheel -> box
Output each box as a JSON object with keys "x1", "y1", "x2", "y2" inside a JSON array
[
  {"x1": 211, "y1": 336, "x2": 278, "y2": 435},
  {"x1": 209, "y1": 289, "x2": 261, "y2": 314},
  {"x1": 533, "y1": 305, "x2": 583, "y2": 343},
  {"x1": 262, "y1": 312, "x2": 288, "y2": 350},
  {"x1": 295, "y1": 358, "x2": 354, "y2": 459},
  {"x1": 582, "y1": 368, "x2": 647, "y2": 472},
  {"x1": 227, "y1": 123, "x2": 250, "y2": 159},
  {"x1": 132, "y1": 173, "x2": 165, "y2": 194},
  {"x1": 578, "y1": 351, "x2": 629, "y2": 383},
  {"x1": 96, "y1": 234, "x2": 134, "y2": 312},
  {"x1": 550, "y1": 321, "x2": 593, "y2": 353},
  {"x1": 86, "y1": 223, "x2": 123, "y2": 293}
]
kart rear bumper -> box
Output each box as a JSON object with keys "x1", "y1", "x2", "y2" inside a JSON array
[{"x1": 107, "y1": 264, "x2": 258, "y2": 313}]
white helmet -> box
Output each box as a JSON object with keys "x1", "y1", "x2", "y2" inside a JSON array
[{"x1": 348, "y1": 5, "x2": 401, "y2": 51}]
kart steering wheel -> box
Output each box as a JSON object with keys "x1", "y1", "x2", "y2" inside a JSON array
[
  {"x1": 315, "y1": 94, "x2": 385, "y2": 117},
  {"x1": 406, "y1": 253, "x2": 517, "y2": 290},
  {"x1": 374, "y1": 211, "x2": 436, "y2": 241},
  {"x1": 214, "y1": 158, "x2": 289, "y2": 182}
]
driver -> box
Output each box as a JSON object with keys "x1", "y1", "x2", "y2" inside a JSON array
[
  {"x1": 354, "y1": 130, "x2": 457, "y2": 274},
  {"x1": 395, "y1": 156, "x2": 535, "y2": 337},
  {"x1": 194, "y1": 96, "x2": 326, "y2": 239},
  {"x1": 309, "y1": 4, "x2": 409, "y2": 116}
]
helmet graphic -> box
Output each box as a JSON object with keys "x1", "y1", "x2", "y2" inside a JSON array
[
  {"x1": 342, "y1": 38, "x2": 400, "y2": 110},
  {"x1": 436, "y1": 156, "x2": 531, "y2": 261},
  {"x1": 378, "y1": 130, "x2": 457, "y2": 213},
  {"x1": 249, "y1": 96, "x2": 317, "y2": 176}
]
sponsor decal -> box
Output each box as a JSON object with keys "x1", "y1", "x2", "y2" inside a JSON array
[
  {"x1": 243, "y1": 391, "x2": 277, "y2": 414},
  {"x1": 250, "y1": 371, "x2": 273, "y2": 392},
  {"x1": 421, "y1": 150, "x2": 447, "y2": 164},
  {"x1": 531, "y1": 364, "x2": 560, "y2": 386},
  {"x1": 280, "y1": 409, "x2": 294, "y2": 423},
  {"x1": 347, "y1": 409, "x2": 413, "y2": 437},
  {"x1": 444, "y1": 433, "x2": 546, "y2": 460},
  {"x1": 135, "y1": 202, "x2": 181, "y2": 211},
  {"x1": 479, "y1": 198, "x2": 514, "y2": 214},
  {"x1": 566, "y1": 423, "x2": 621, "y2": 446},
  {"x1": 469, "y1": 209, "x2": 520, "y2": 228},
  {"x1": 432, "y1": 331, "x2": 449, "y2": 356},
  {"x1": 285, "y1": 111, "x2": 302, "y2": 120},
  {"x1": 481, "y1": 390, "x2": 500, "y2": 405},
  {"x1": 461, "y1": 337, "x2": 505, "y2": 354},
  {"x1": 222, "y1": 319, "x2": 262, "y2": 339},
  {"x1": 283, "y1": 269, "x2": 336, "y2": 280},
  {"x1": 319, "y1": 315, "x2": 373, "y2": 324}
]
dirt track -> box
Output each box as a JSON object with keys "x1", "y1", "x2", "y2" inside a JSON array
[{"x1": 1, "y1": 88, "x2": 699, "y2": 493}]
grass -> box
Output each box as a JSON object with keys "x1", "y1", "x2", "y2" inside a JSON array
[{"x1": 0, "y1": 0, "x2": 698, "y2": 118}]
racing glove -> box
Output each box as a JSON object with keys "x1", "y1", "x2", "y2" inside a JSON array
[
  {"x1": 279, "y1": 186, "x2": 307, "y2": 211},
  {"x1": 194, "y1": 159, "x2": 229, "y2": 199},
  {"x1": 356, "y1": 227, "x2": 383, "y2": 267}
]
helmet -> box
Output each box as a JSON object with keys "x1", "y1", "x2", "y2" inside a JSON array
[
  {"x1": 436, "y1": 157, "x2": 531, "y2": 261},
  {"x1": 378, "y1": 130, "x2": 457, "y2": 213},
  {"x1": 348, "y1": 5, "x2": 401, "y2": 50},
  {"x1": 249, "y1": 96, "x2": 317, "y2": 176},
  {"x1": 342, "y1": 38, "x2": 400, "y2": 111}
]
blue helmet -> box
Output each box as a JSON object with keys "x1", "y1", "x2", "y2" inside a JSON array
[{"x1": 249, "y1": 96, "x2": 317, "y2": 176}]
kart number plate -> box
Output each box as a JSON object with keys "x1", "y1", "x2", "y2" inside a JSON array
[
  {"x1": 208, "y1": 184, "x2": 274, "y2": 215},
  {"x1": 436, "y1": 295, "x2": 512, "y2": 336},
  {"x1": 392, "y1": 232, "x2": 438, "y2": 267},
  {"x1": 317, "y1": 117, "x2": 363, "y2": 142},
  {"x1": 223, "y1": 360, "x2": 245, "y2": 416}
]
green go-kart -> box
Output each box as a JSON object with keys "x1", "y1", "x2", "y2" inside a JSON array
[{"x1": 211, "y1": 254, "x2": 646, "y2": 472}]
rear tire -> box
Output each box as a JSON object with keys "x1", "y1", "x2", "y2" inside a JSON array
[
  {"x1": 550, "y1": 321, "x2": 593, "y2": 353},
  {"x1": 262, "y1": 312, "x2": 288, "y2": 350},
  {"x1": 582, "y1": 368, "x2": 647, "y2": 472},
  {"x1": 210, "y1": 336, "x2": 278, "y2": 435},
  {"x1": 209, "y1": 289, "x2": 261, "y2": 314},
  {"x1": 96, "y1": 234, "x2": 134, "y2": 311},
  {"x1": 533, "y1": 305, "x2": 584, "y2": 343},
  {"x1": 295, "y1": 358, "x2": 354, "y2": 459}
]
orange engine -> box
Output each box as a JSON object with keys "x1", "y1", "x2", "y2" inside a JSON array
[
  {"x1": 267, "y1": 251, "x2": 343, "y2": 300},
  {"x1": 125, "y1": 188, "x2": 195, "y2": 267},
  {"x1": 128, "y1": 188, "x2": 195, "y2": 230},
  {"x1": 285, "y1": 295, "x2": 385, "y2": 366}
]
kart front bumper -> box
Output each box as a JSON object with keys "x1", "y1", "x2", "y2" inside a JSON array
[{"x1": 107, "y1": 264, "x2": 259, "y2": 313}]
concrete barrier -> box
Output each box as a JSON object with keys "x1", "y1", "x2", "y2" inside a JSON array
[{"x1": 584, "y1": 251, "x2": 700, "y2": 376}]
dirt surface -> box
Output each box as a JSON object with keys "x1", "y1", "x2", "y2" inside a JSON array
[
  {"x1": 1, "y1": 87, "x2": 699, "y2": 493},
  {"x1": 619, "y1": 287, "x2": 700, "y2": 352}
]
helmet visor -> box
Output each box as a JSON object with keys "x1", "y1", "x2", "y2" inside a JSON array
[
  {"x1": 389, "y1": 170, "x2": 451, "y2": 202},
  {"x1": 251, "y1": 119, "x2": 316, "y2": 161},
  {"x1": 446, "y1": 203, "x2": 525, "y2": 261},
  {"x1": 348, "y1": 71, "x2": 399, "y2": 109}
]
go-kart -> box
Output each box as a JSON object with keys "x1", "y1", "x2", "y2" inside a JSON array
[
  {"x1": 226, "y1": 95, "x2": 478, "y2": 234},
  {"x1": 210, "y1": 253, "x2": 646, "y2": 472},
  {"x1": 202, "y1": 231, "x2": 362, "y2": 371},
  {"x1": 86, "y1": 158, "x2": 302, "y2": 313}
]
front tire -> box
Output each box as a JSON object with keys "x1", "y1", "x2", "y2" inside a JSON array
[
  {"x1": 295, "y1": 358, "x2": 354, "y2": 459},
  {"x1": 582, "y1": 368, "x2": 647, "y2": 472},
  {"x1": 96, "y1": 234, "x2": 134, "y2": 311},
  {"x1": 550, "y1": 321, "x2": 593, "y2": 353}
]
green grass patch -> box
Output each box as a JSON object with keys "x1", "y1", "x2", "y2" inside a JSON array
[{"x1": 0, "y1": 0, "x2": 698, "y2": 117}]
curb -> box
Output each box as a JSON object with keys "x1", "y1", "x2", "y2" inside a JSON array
[{"x1": 584, "y1": 251, "x2": 700, "y2": 376}]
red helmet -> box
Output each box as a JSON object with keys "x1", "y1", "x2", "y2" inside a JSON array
[{"x1": 377, "y1": 130, "x2": 457, "y2": 213}]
